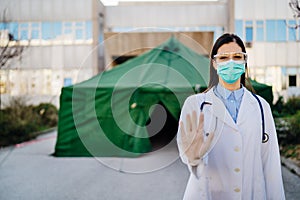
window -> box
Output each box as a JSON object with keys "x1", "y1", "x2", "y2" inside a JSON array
[
  {"x1": 0, "y1": 23, "x2": 5, "y2": 30},
  {"x1": 41, "y1": 21, "x2": 94, "y2": 41},
  {"x1": 276, "y1": 20, "x2": 286, "y2": 41},
  {"x1": 246, "y1": 27, "x2": 253, "y2": 42},
  {"x1": 0, "y1": 22, "x2": 19, "y2": 40},
  {"x1": 86, "y1": 21, "x2": 92, "y2": 39},
  {"x1": 31, "y1": 22, "x2": 40, "y2": 40},
  {"x1": 266, "y1": 20, "x2": 287, "y2": 42},
  {"x1": 245, "y1": 21, "x2": 253, "y2": 42},
  {"x1": 53, "y1": 22, "x2": 62, "y2": 38},
  {"x1": 235, "y1": 20, "x2": 243, "y2": 39},
  {"x1": 289, "y1": 75, "x2": 297, "y2": 87},
  {"x1": 64, "y1": 78, "x2": 72, "y2": 86},
  {"x1": 19, "y1": 23, "x2": 29, "y2": 40},
  {"x1": 266, "y1": 20, "x2": 276, "y2": 42},
  {"x1": 42, "y1": 22, "x2": 53, "y2": 40},
  {"x1": 299, "y1": 19, "x2": 300, "y2": 39},
  {"x1": 8, "y1": 22, "x2": 18, "y2": 40},
  {"x1": 288, "y1": 20, "x2": 297, "y2": 41},
  {"x1": 75, "y1": 22, "x2": 84, "y2": 40},
  {"x1": 63, "y1": 22, "x2": 72, "y2": 35},
  {"x1": 256, "y1": 20, "x2": 264, "y2": 41}
]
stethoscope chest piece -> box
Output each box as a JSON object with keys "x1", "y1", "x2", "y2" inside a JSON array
[{"x1": 262, "y1": 133, "x2": 269, "y2": 143}]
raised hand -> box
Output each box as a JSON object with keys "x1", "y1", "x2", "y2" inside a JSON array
[{"x1": 179, "y1": 111, "x2": 214, "y2": 166}]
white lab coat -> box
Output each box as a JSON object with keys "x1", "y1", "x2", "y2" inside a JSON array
[{"x1": 177, "y1": 87, "x2": 285, "y2": 200}]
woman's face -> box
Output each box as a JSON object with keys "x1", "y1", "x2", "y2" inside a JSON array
[
  {"x1": 213, "y1": 42, "x2": 243, "y2": 70},
  {"x1": 212, "y1": 41, "x2": 245, "y2": 89}
]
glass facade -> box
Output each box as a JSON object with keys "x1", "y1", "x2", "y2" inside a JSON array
[
  {"x1": 0, "y1": 21, "x2": 93, "y2": 42},
  {"x1": 19, "y1": 23, "x2": 29, "y2": 40},
  {"x1": 41, "y1": 22, "x2": 52, "y2": 40},
  {"x1": 266, "y1": 20, "x2": 276, "y2": 41},
  {"x1": 256, "y1": 20, "x2": 264, "y2": 41},
  {"x1": 64, "y1": 78, "x2": 73, "y2": 86},
  {"x1": 31, "y1": 23, "x2": 40, "y2": 39},
  {"x1": 276, "y1": 20, "x2": 286, "y2": 41},
  {"x1": 53, "y1": 22, "x2": 62, "y2": 38},
  {"x1": 111, "y1": 26, "x2": 223, "y2": 41},
  {"x1": 245, "y1": 21, "x2": 253, "y2": 42},
  {"x1": 235, "y1": 20, "x2": 243, "y2": 39},
  {"x1": 288, "y1": 20, "x2": 297, "y2": 41},
  {"x1": 235, "y1": 19, "x2": 300, "y2": 42}
]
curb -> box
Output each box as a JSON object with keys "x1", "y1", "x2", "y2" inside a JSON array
[
  {"x1": 0, "y1": 127, "x2": 57, "y2": 150},
  {"x1": 32, "y1": 127, "x2": 57, "y2": 138},
  {"x1": 281, "y1": 156, "x2": 300, "y2": 177}
]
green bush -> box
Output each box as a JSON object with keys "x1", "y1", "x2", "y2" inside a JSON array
[
  {"x1": 272, "y1": 96, "x2": 284, "y2": 118},
  {"x1": 288, "y1": 111, "x2": 300, "y2": 143},
  {"x1": 276, "y1": 111, "x2": 300, "y2": 146},
  {"x1": 0, "y1": 97, "x2": 58, "y2": 147},
  {"x1": 273, "y1": 96, "x2": 300, "y2": 146},
  {"x1": 33, "y1": 103, "x2": 58, "y2": 127},
  {"x1": 283, "y1": 96, "x2": 300, "y2": 116},
  {"x1": 273, "y1": 96, "x2": 300, "y2": 117}
]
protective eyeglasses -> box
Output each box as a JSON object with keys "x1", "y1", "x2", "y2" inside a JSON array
[{"x1": 213, "y1": 52, "x2": 247, "y2": 64}]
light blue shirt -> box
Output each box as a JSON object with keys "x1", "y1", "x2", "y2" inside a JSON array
[{"x1": 213, "y1": 84, "x2": 244, "y2": 123}]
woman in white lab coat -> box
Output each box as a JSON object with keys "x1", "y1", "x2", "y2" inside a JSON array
[{"x1": 177, "y1": 33, "x2": 285, "y2": 199}]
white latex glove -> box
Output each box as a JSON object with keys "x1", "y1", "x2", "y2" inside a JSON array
[{"x1": 179, "y1": 110, "x2": 214, "y2": 166}]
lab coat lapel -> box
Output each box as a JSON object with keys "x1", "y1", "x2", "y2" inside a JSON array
[
  {"x1": 236, "y1": 89, "x2": 257, "y2": 125},
  {"x1": 205, "y1": 89, "x2": 238, "y2": 131}
]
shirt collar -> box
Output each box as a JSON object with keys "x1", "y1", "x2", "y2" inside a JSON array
[{"x1": 215, "y1": 83, "x2": 244, "y2": 100}]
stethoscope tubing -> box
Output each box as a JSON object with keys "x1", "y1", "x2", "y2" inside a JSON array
[{"x1": 200, "y1": 94, "x2": 269, "y2": 143}]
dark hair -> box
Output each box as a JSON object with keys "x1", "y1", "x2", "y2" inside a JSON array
[{"x1": 206, "y1": 33, "x2": 252, "y2": 91}]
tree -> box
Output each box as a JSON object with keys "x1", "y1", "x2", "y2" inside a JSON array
[
  {"x1": 288, "y1": 0, "x2": 300, "y2": 29},
  {"x1": 0, "y1": 32, "x2": 25, "y2": 69},
  {"x1": 0, "y1": 8, "x2": 26, "y2": 69},
  {"x1": 0, "y1": 8, "x2": 29, "y2": 108}
]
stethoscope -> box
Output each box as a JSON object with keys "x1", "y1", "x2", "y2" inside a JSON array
[
  {"x1": 200, "y1": 94, "x2": 269, "y2": 143},
  {"x1": 251, "y1": 93, "x2": 269, "y2": 143}
]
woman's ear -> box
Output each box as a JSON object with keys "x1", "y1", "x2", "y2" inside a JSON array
[{"x1": 212, "y1": 60, "x2": 217, "y2": 70}]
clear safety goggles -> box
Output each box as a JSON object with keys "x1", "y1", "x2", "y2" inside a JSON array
[{"x1": 213, "y1": 52, "x2": 247, "y2": 64}]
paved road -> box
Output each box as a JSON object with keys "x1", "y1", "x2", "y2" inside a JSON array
[{"x1": 0, "y1": 131, "x2": 299, "y2": 200}]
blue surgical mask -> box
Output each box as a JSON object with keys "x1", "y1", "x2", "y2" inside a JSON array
[{"x1": 216, "y1": 60, "x2": 245, "y2": 84}]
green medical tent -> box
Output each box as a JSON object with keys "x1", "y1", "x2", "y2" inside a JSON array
[
  {"x1": 249, "y1": 79, "x2": 273, "y2": 105},
  {"x1": 54, "y1": 37, "x2": 210, "y2": 157}
]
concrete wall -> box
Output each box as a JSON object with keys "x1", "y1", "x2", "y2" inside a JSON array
[
  {"x1": 247, "y1": 43, "x2": 300, "y2": 67},
  {"x1": 0, "y1": 0, "x2": 94, "y2": 21},
  {"x1": 235, "y1": 0, "x2": 300, "y2": 101},
  {"x1": 103, "y1": 31, "x2": 214, "y2": 68},
  {"x1": 235, "y1": 0, "x2": 293, "y2": 20},
  {"x1": 0, "y1": 0, "x2": 105, "y2": 108},
  {"x1": 105, "y1": 1, "x2": 230, "y2": 31}
]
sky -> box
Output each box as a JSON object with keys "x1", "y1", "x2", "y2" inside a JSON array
[{"x1": 99, "y1": 0, "x2": 218, "y2": 6}]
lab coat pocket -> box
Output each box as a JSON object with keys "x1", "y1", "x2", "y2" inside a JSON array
[
  {"x1": 253, "y1": 176, "x2": 267, "y2": 200},
  {"x1": 203, "y1": 113, "x2": 218, "y2": 156},
  {"x1": 183, "y1": 167, "x2": 212, "y2": 200},
  {"x1": 203, "y1": 110, "x2": 216, "y2": 134}
]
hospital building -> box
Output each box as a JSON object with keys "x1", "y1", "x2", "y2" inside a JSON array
[{"x1": 0, "y1": 0, "x2": 299, "y2": 108}]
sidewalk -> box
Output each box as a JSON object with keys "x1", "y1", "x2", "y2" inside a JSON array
[
  {"x1": 0, "y1": 130, "x2": 299, "y2": 200},
  {"x1": 0, "y1": 131, "x2": 189, "y2": 200},
  {"x1": 281, "y1": 156, "x2": 300, "y2": 177}
]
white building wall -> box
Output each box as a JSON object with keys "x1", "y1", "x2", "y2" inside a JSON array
[
  {"x1": 0, "y1": 0, "x2": 105, "y2": 108},
  {"x1": 0, "y1": 0, "x2": 94, "y2": 21},
  {"x1": 248, "y1": 43, "x2": 300, "y2": 67},
  {"x1": 2, "y1": 0, "x2": 298, "y2": 107},
  {"x1": 105, "y1": 1, "x2": 229, "y2": 30},
  {"x1": 235, "y1": 0, "x2": 292, "y2": 20},
  {"x1": 235, "y1": 0, "x2": 300, "y2": 101}
]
